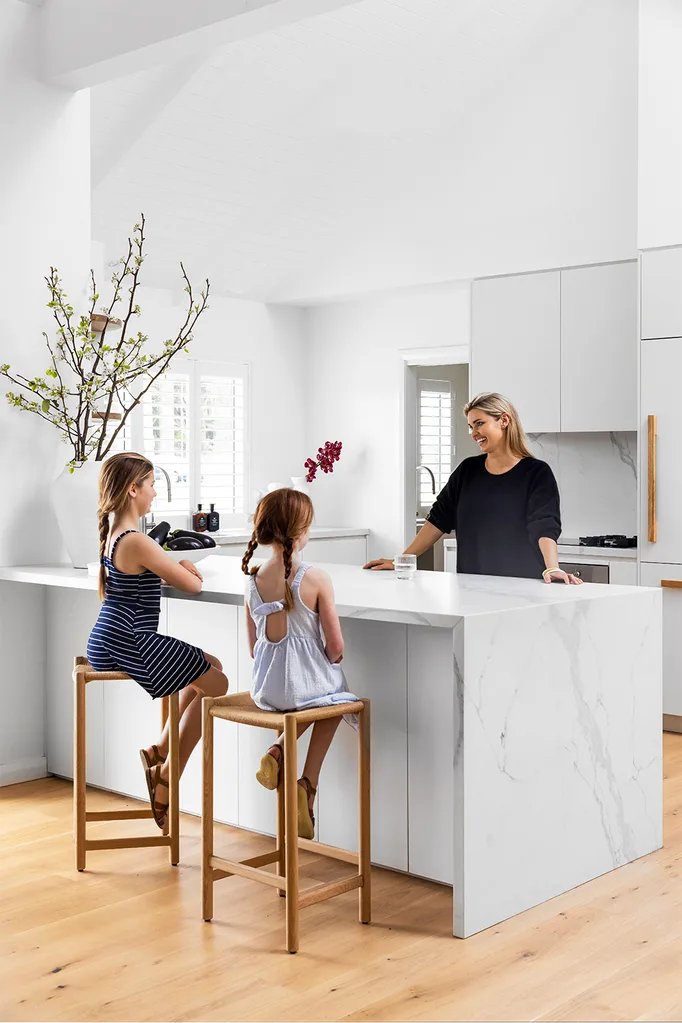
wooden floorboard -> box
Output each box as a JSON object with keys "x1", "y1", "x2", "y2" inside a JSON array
[{"x1": 1, "y1": 736, "x2": 681, "y2": 1022}]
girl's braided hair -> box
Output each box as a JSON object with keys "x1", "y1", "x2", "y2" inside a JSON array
[{"x1": 242, "y1": 488, "x2": 314, "y2": 611}]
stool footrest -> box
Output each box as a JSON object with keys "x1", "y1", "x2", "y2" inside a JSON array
[
  {"x1": 85, "y1": 836, "x2": 171, "y2": 851},
  {"x1": 210, "y1": 853, "x2": 286, "y2": 889},
  {"x1": 86, "y1": 809, "x2": 154, "y2": 822},
  {"x1": 298, "y1": 837, "x2": 359, "y2": 865},
  {"x1": 299, "y1": 874, "x2": 364, "y2": 910}
]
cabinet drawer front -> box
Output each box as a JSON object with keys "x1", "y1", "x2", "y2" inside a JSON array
[
  {"x1": 640, "y1": 563, "x2": 682, "y2": 718},
  {"x1": 641, "y1": 247, "x2": 682, "y2": 340}
]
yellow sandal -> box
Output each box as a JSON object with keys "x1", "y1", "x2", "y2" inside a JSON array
[{"x1": 256, "y1": 746, "x2": 281, "y2": 790}]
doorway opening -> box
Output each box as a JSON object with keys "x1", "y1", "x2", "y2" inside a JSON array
[{"x1": 403, "y1": 360, "x2": 477, "y2": 571}]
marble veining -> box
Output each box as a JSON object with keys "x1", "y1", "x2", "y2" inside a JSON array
[
  {"x1": 451, "y1": 588, "x2": 662, "y2": 937},
  {"x1": 527, "y1": 431, "x2": 637, "y2": 537}
]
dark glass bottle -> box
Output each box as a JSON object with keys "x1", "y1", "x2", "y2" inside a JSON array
[
  {"x1": 192, "y1": 503, "x2": 208, "y2": 532},
  {"x1": 207, "y1": 503, "x2": 220, "y2": 532}
]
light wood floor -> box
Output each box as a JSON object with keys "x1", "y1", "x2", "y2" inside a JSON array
[{"x1": 2, "y1": 736, "x2": 682, "y2": 1023}]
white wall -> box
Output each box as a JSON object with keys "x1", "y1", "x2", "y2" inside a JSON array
[
  {"x1": 639, "y1": 0, "x2": 682, "y2": 248},
  {"x1": 0, "y1": 1, "x2": 90, "y2": 784},
  {"x1": 286, "y1": 0, "x2": 638, "y2": 301},
  {"x1": 305, "y1": 281, "x2": 470, "y2": 558},
  {"x1": 0, "y1": 2, "x2": 91, "y2": 568},
  {"x1": 132, "y1": 286, "x2": 308, "y2": 510}
]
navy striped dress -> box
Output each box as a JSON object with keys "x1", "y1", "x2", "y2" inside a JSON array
[{"x1": 87, "y1": 530, "x2": 210, "y2": 699}]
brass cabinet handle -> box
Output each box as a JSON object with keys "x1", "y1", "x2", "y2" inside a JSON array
[
  {"x1": 648, "y1": 415, "x2": 657, "y2": 543},
  {"x1": 661, "y1": 580, "x2": 682, "y2": 588}
]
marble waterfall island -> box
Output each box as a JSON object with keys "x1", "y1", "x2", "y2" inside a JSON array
[{"x1": 0, "y1": 559, "x2": 662, "y2": 937}]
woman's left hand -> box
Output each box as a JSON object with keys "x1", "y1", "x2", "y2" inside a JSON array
[{"x1": 544, "y1": 569, "x2": 583, "y2": 585}]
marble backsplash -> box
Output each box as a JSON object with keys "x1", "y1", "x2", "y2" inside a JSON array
[{"x1": 527, "y1": 432, "x2": 637, "y2": 539}]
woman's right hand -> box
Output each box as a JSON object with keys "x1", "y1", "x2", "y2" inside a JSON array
[{"x1": 363, "y1": 558, "x2": 395, "y2": 571}]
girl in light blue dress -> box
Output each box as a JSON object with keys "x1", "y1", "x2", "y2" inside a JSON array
[{"x1": 242, "y1": 488, "x2": 358, "y2": 839}]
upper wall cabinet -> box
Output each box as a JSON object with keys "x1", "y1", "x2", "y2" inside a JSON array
[
  {"x1": 471, "y1": 271, "x2": 561, "y2": 434},
  {"x1": 560, "y1": 262, "x2": 637, "y2": 432},
  {"x1": 641, "y1": 247, "x2": 682, "y2": 340}
]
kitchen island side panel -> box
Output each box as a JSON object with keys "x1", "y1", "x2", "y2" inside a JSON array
[{"x1": 455, "y1": 589, "x2": 662, "y2": 938}]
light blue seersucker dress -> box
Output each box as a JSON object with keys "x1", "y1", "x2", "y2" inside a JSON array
[{"x1": 247, "y1": 562, "x2": 358, "y2": 716}]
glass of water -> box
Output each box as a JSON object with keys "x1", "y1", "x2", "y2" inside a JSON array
[{"x1": 395, "y1": 554, "x2": 417, "y2": 580}]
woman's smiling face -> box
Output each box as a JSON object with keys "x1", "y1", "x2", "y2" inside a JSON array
[{"x1": 467, "y1": 408, "x2": 508, "y2": 454}]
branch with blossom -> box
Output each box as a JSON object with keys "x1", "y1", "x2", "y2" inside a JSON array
[
  {"x1": 304, "y1": 440, "x2": 342, "y2": 483},
  {"x1": 0, "y1": 214, "x2": 210, "y2": 471}
]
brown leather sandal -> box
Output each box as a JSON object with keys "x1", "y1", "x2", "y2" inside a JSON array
[
  {"x1": 139, "y1": 744, "x2": 165, "y2": 772},
  {"x1": 144, "y1": 764, "x2": 169, "y2": 830},
  {"x1": 297, "y1": 776, "x2": 317, "y2": 840}
]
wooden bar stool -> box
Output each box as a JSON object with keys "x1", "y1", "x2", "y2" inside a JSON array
[
  {"x1": 201, "y1": 692, "x2": 371, "y2": 954},
  {"x1": 72, "y1": 655, "x2": 180, "y2": 871}
]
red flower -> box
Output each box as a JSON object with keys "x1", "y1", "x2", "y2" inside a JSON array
[{"x1": 304, "y1": 440, "x2": 342, "y2": 482}]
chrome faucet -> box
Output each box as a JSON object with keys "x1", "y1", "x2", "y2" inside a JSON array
[
  {"x1": 416, "y1": 464, "x2": 436, "y2": 495},
  {"x1": 141, "y1": 465, "x2": 173, "y2": 533}
]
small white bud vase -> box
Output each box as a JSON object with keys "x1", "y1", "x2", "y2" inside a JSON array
[{"x1": 290, "y1": 476, "x2": 311, "y2": 494}]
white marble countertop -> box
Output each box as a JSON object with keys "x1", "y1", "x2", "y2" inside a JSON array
[
  {"x1": 441, "y1": 538, "x2": 637, "y2": 559},
  {"x1": 0, "y1": 558, "x2": 653, "y2": 629},
  {"x1": 212, "y1": 526, "x2": 369, "y2": 544}
]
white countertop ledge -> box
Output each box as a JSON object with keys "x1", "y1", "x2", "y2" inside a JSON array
[{"x1": 0, "y1": 559, "x2": 654, "y2": 629}]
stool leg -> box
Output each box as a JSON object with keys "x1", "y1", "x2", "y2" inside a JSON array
[
  {"x1": 202, "y1": 698, "x2": 215, "y2": 922},
  {"x1": 168, "y1": 692, "x2": 180, "y2": 865},
  {"x1": 277, "y1": 766, "x2": 286, "y2": 898},
  {"x1": 284, "y1": 715, "x2": 299, "y2": 953},
  {"x1": 74, "y1": 669, "x2": 86, "y2": 872},
  {"x1": 358, "y1": 700, "x2": 371, "y2": 924},
  {"x1": 160, "y1": 697, "x2": 170, "y2": 837}
]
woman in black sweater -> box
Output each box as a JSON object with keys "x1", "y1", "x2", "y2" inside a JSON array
[{"x1": 365, "y1": 392, "x2": 582, "y2": 584}]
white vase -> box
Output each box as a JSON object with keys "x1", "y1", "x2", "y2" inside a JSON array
[
  {"x1": 290, "y1": 476, "x2": 311, "y2": 495},
  {"x1": 51, "y1": 460, "x2": 101, "y2": 569}
]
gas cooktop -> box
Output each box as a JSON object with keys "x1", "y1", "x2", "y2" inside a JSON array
[{"x1": 561, "y1": 535, "x2": 637, "y2": 549}]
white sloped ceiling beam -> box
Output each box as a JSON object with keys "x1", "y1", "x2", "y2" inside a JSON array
[{"x1": 42, "y1": 0, "x2": 358, "y2": 89}]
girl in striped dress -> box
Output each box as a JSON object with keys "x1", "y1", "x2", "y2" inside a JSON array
[
  {"x1": 87, "y1": 452, "x2": 228, "y2": 828},
  {"x1": 242, "y1": 488, "x2": 358, "y2": 839}
]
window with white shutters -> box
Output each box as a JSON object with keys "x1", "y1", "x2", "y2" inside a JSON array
[
  {"x1": 417, "y1": 378, "x2": 454, "y2": 516},
  {"x1": 125, "y1": 360, "x2": 248, "y2": 523}
]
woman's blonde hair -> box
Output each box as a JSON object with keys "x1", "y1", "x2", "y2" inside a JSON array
[
  {"x1": 242, "y1": 488, "x2": 314, "y2": 612},
  {"x1": 97, "y1": 452, "x2": 154, "y2": 599},
  {"x1": 463, "y1": 392, "x2": 534, "y2": 460}
]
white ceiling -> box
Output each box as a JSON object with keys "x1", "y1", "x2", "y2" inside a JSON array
[{"x1": 91, "y1": 0, "x2": 601, "y2": 304}]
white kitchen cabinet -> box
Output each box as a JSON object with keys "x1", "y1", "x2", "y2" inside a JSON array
[
  {"x1": 640, "y1": 338, "x2": 682, "y2": 564},
  {"x1": 316, "y1": 619, "x2": 408, "y2": 871},
  {"x1": 641, "y1": 247, "x2": 682, "y2": 340},
  {"x1": 164, "y1": 599, "x2": 240, "y2": 826},
  {"x1": 471, "y1": 271, "x2": 561, "y2": 433},
  {"x1": 560, "y1": 262, "x2": 637, "y2": 432},
  {"x1": 305, "y1": 536, "x2": 367, "y2": 565},
  {"x1": 217, "y1": 534, "x2": 368, "y2": 566},
  {"x1": 640, "y1": 564, "x2": 682, "y2": 719},
  {"x1": 609, "y1": 560, "x2": 638, "y2": 586},
  {"x1": 407, "y1": 625, "x2": 454, "y2": 884},
  {"x1": 46, "y1": 587, "x2": 105, "y2": 784}
]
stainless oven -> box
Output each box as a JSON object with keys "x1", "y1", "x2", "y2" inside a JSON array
[{"x1": 558, "y1": 561, "x2": 609, "y2": 584}]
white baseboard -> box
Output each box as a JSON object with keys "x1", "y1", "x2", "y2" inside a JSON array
[{"x1": 0, "y1": 756, "x2": 48, "y2": 787}]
